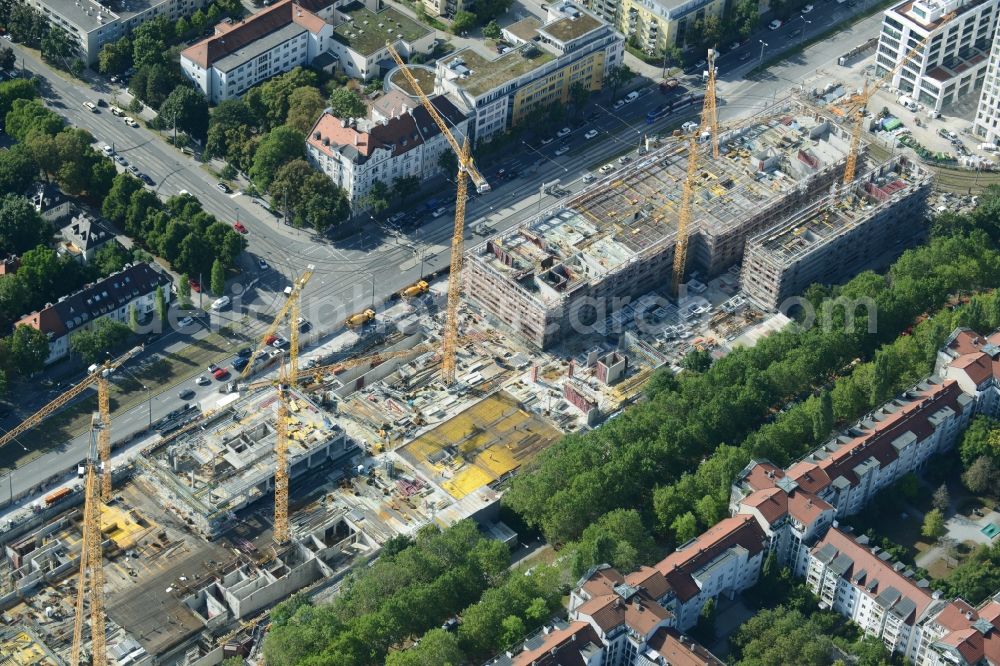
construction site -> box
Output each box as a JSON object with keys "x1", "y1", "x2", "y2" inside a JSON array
[{"x1": 0, "y1": 37, "x2": 949, "y2": 666}]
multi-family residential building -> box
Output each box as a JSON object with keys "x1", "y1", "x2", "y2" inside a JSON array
[
  {"x1": 180, "y1": 0, "x2": 337, "y2": 104},
  {"x1": 806, "y1": 528, "x2": 1000, "y2": 666},
  {"x1": 973, "y1": 28, "x2": 1000, "y2": 142},
  {"x1": 936, "y1": 326, "x2": 1000, "y2": 417},
  {"x1": 57, "y1": 212, "x2": 117, "y2": 264},
  {"x1": 875, "y1": 0, "x2": 1000, "y2": 113},
  {"x1": 27, "y1": 0, "x2": 206, "y2": 64},
  {"x1": 15, "y1": 263, "x2": 171, "y2": 364},
  {"x1": 435, "y1": 2, "x2": 624, "y2": 142},
  {"x1": 305, "y1": 91, "x2": 469, "y2": 208},
  {"x1": 180, "y1": 0, "x2": 432, "y2": 102}
]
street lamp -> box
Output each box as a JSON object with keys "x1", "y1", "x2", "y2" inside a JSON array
[{"x1": 758, "y1": 40, "x2": 769, "y2": 66}]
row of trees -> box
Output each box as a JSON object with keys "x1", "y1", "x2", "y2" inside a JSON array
[
  {"x1": 4, "y1": 1, "x2": 84, "y2": 74},
  {"x1": 101, "y1": 173, "x2": 245, "y2": 279}
]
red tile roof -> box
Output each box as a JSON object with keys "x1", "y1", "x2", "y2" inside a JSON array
[
  {"x1": 575, "y1": 567, "x2": 671, "y2": 637},
  {"x1": 646, "y1": 627, "x2": 725, "y2": 666},
  {"x1": 625, "y1": 566, "x2": 671, "y2": 600},
  {"x1": 926, "y1": 597, "x2": 1000, "y2": 665},
  {"x1": 814, "y1": 528, "x2": 932, "y2": 624},
  {"x1": 181, "y1": 0, "x2": 330, "y2": 69},
  {"x1": 655, "y1": 516, "x2": 766, "y2": 602},
  {"x1": 512, "y1": 622, "x2": 604, "y2": 666}
]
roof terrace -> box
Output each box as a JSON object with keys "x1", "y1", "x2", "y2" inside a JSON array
[{"x1": 332, "y1": 2, "x2": 430, "y2": 56}]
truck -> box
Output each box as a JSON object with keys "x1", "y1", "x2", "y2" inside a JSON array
[
  {"x1": 345, "y1": 308, "x2": 376, "y2": 328},
  {"x1": 43, "y1": 487, "x2": 73, "y2": 507},
  {"x1": 400, "y1": 280, "x2": 429, "y2": 299}
]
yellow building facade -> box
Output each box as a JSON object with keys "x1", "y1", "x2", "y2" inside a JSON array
[{"x1": 511, "y1": 50, "x2": 606, "y2": 125}]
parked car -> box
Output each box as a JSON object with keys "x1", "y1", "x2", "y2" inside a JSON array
[
  {"x1": 584, "y1": 129, "x2": 599, "y2": 140},
  {"x1": 217, "y1": 182, "x2": 231, "y2": 193},
  {"x1": 210, "y1": 296, "x2": 231, "y2": 311},
  {"x1": 624, "y1": 91, "x2": 640, "y2": 103},
  {"x1": 540, "y1": 136, "x2": 554, "y2": 145},
  {"x1": 212, "y1": 367, "x2": 230, "y2": 380},
  {"x1": 599, "y1": 163, "x2": 615, "y2": 174},
  {"x1": 178, "y1": 316, "x2": 195, "y2": 328},
  {"x1": 83, "y1": 101, "x2": 97, "y2": 112},
  {"x1": 123, "y1": 117, "x2": 139, "y2": 127},
  {"x1": 127, "y1": 165, "x2": 140, "y2": 176},
  {"x1": 237, "y1": 347, "x2": 252, "y2": 358},
  {"x1": 140, "y1": 173, "x2": 154, "y2": 186},
  {"x1": 801, "y1": 3, "x2": 813, "y2": 13},
  {"x1": 178, "y1": 388, "x2": 196, "y2": 400},
  {"x1": 102, "y1": 145, "x2": 114, "y2": 155},
  {"x1": 115, "y1": 155, "x2": 128, "y2": 166},
  {"x1": 233, "y1": 222, "x2": 248, "y2": 234},
  {"x1": 296, "y1": 317, "x2": 311, "y2": 333},
  {"x1": 188, "y1": 278, "x2": 201, "y2": 293},
  {"x1": 258, "y1": 258, "x2": 268, "y2": 270},
  {"x1": 556, "y1": 127, "x2": 571, "y2": 138},
  {"x1": 431, "y1": 206, "x2": 449, "y2": 218},
  {"x1": 554, "y1": 144, "x2": 570, "y2": 156},
  {"x1": 232, "y1": 357, "x2": 249, "y2": 372},
  {"x1": 270, "y1": 336, "x2": 289, "y2": 350},
  {"x1": 196, "y1": 375, "x2": 211, "y2": 386},
  {"x1": 613, "y1": 99, "x2": 626, "y2": 110},
  {"x1": 769, "y1": 19, "x2": 783, "y2": 29}
]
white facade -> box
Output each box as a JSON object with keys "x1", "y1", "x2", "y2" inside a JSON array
[
  {"x1": 29, "y1": 0, "x2": 205, "y2": 64},
  {"x1": 180, "y1": 1, "x2": 334, "y2": 104},
  {"x1": 974, "y1": 30, "x2": 1000, "y2": 143},
  {"x1": 305, "y1": 96, "x2": 468, "y2": 208},
  {"x1": 876, "y1": 0, "x2": 1000, "y2": 112}
]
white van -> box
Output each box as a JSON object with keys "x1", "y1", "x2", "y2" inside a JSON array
[
  {"x1": 210, "y1": 296, "x2": 231, "y2": 311},
  {"x1": 624, "y1": 91, "x2": 640, "y2": 104},
  {"x1": 979, "y1": 143, "x2": 998, "y2": 152}
]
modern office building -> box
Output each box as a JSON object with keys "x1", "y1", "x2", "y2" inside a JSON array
[
  {"x1": 434, "y1": 2, "x2": 624, "y2": 143},
  {"x1": 305, "y1": 92, "x2": 469, "y2": 208},
  {"x1": 974, "y1": 29, "x2": 1000, "y2": 142},
  {"x1": 875, "y1": 0, "x2": 1000, "y2": 113},
  {"x1": 740, "y1": 155, "x2": 932, "y2": 312},
  {"x1": 27, "y1": 0, "x2": 206, "y2": 65}
]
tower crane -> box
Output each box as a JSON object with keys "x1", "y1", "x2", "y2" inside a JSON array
[
  {"x1": 0, "y1": 345, "x2": 143, "y2": 497},
  {"x1": 839, "y1": 26, "x2": 944, "y2": 184},
  {"x1": 241, "y1": 266, "x2": 313, "y2": 544},
  {"x1": 71, "y1": 415, "x2": 107, "y2": 666},
  {"x1": 672, "y1": 49, "x2": 721, "y2": 296},
  {"x1": 386, "y1": 42, "x2": 490, "y2": 385}
]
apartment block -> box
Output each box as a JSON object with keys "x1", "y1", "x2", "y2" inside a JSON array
[
  {"x1": 936, "y1": 326, "x2": 1000, "y2": 418},
  {"x1": 15, "y1": 262, "x2": 171, "y2": 364},
  {"x1": 305, "y1": 91, "x2": 469, "y2": 208},
  {"x1": 741, "y1": 155, "x2": 932, "y2": 312},
  {"x1": 28, "y1": 0, "x2": 205, "y2": 64},
  {"x1": 974, "y1": 29, "x2": 1000, "y2": 143},
  {"x1": 876, "y1": 0, "x2": 1000, "y2": 113},
  {"x1": 465, "y1": 105, "x2": 853, "y2": 348},
  {"x1": 435, "y1": 2, "x2": 624, "y2": 143}
]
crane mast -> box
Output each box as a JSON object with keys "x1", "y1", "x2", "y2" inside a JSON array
[
  {"x1": 385, "y1": 42, "x2": 489, "y2": 384},
  {"x1": 71, "y1": 417, "x2": 107, "y2": 666},
  {"x1": 704, "y1": 48, "x2": 719, "y2": 160}
]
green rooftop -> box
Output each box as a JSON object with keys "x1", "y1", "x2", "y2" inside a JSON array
[
  {"x1": 450, "y1": 45, "x2": 556, "y2": 97},
  {"x1": 332, "y1": 2, "x2": 430, "y2": 57},
  {"x1": 540, "y1": 13, "x2": 601, "y2": 43}
]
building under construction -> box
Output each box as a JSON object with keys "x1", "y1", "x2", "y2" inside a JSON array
[
  {"x1": 142, "y1": 389, "x2": 356, "y2": 539},
  {"x1": 465, "y1": 102, "x2": 862, "y2": 348},
  {"x1": 741, "y1": 155, "x2": 932, "y2": 311}
]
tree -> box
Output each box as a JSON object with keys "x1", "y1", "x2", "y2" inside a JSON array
[
  {"x1": 40, "y1": 27, "x2": 77, "y2": 70},
  {"x1": 871, "y1": 349, "x2": 891, "y2": 406},
  {"x1": 693, "y1": 597, "x2": 716, "y2": 643},
  {"x1": 606, "y1": 65, "x2": 634, "y2": 101},
  {"x1": 438, "y1": 150, "x2": 458, "y2": 176},
  {"x1": 245, "y1": 67, "x2": 318, "y2": 130},
  {"x1": 0, "y1": 78, "x2": 38, "y2": 122},
  {"x1": 568, "y1": 81, "x2": 591, "y2": 117},
  {"x1": 570, "y1": 509, "x2": 656, "y2": 577},
  {"x1": 0, "y1": 274, "x2": 31, "y2": 329},
  {"x1": 671, "y1": 511, "x2": 699, "y2": 544},
  {"x1": 70, "y1": 319, "x2": 131, "y2": 363},
  {"x1": 328, "y1": 87, "x2": 366, "y2": 120},
  {"x1": 0, "y1": 144, "x2": 36, "y2": 196},
  {"x1": 933, "y1": 484, "x2": 951, "y2": 512},
  {"x1": 159, "y1": 85, "x2": 210, "y2": 140},
  {"x1": 0, "y1": 47, "x2": 16, "y2": 71},
  {"x1": 5, "y1": 98, "x2": 63, "y2": 141},
  {"x1": 285, "y1": 86, "x2": 327, "y2": 133},
  {"x1": 132, "y1": 31, "x2": 165, "y2": 70},
  {"x1": 660, "y1": 44, "x2": 683, "y2": 73},
  {"x1": 733, "y1": 0, "x2": 759, "y2": 38},
  {"x1": 393, "y1": 175, "x2": 421, "y2": 203},
  {"x1": 499, "y1": 615, "x2": 526, "y2": 650},
  {"x1": 7, "y1": 4, "x2": 48, "y2": 48},
  {"x1": 103, "y1": 174, "x2": 143, "y2": 224},
  {"x1": 175, "y1": 17, "x2": 192, "y2": 39},
  {"x1": 155, "y1": 285, "x2": 166, "y2": 325},
  {"x1": 0, "y1": 195, "x2": 50, "y2": 256},
  {"x1": 812, "y1": 389, "x2": 834, "y2": 442},
  {"x1": 178, "y1": 274, "x2": 192, "y2": 308},
  {"x1": 681, "y1": 348, "x2": 712, "y2": 373},
  {"x1": 922, "y1": 508, "x2": 947, "y2": 540},
  {"x1": 210, "y1": 258, "x2": 225, "y2": 296},
  {"x1": 128, "y1": 303, "x2": 139, "y2": 332},
  {"x1": 93, "y1": 243, "x2": 131, "y2": 277},
  {"x1": 8, "y1": 324, "x2": 50, "y2": 375},
  {"x1": 451, "y1": 10, "x2": 476, "y2": 35},
  {"x1": 250, "y1": 125, "x2": 305, "y2": 190},
  {"x1": 963, "y1": 456, "x2": 999, "y2": 495},
  {"x1": 483, "y1": 19, "x2": 502, "y2": 40},
  {"x1": 361, "y1": 179, "x2": 390, "y2": 214}
]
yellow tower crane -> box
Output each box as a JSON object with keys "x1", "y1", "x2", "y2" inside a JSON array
[
  {"x1": 0, "y1": 345, "x2": 143, "y2": 497},
  {"x1": 839, "y1": 26, "x2": 944, "y2": 184},
  {"x1": 385, "y1": 42, "x2": 490, "y2": 385},
  {"x1": 71, "y1": 415, "x2": 107, "y2": 666},
  {"x1": 240, "y1": 266, "x2": 313, "y2": 545},
  {"x1": 672, "y1": 49, "x2": 720, "y2": 296}
]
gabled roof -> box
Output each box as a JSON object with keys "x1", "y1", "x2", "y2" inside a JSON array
[
  {"x1": 574, "y1": 566, "x2": 671, "y2": 638},
  {"x1": 16, "y1": 263, "x2": 170, "y2": 339},
  {"x1": 180, "y1": 0, "x2": 332, "y2": 69},
  {"x1": 645, "y1": 627, "x2": 725, "y2": 666},
  {"x1": 812, "y1": 528, "x2": 931, "y2": 625},
  {"x1": 655, "y1": 515, "x2": 767, "y2": 602},
  {"x1": 512, "y1": 621, "x2": 604, "y2": 666},
  {"x1": 61, "y1": 213, "x2": 114, "y2": 251}
]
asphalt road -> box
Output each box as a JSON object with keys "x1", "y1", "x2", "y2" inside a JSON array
[{"x1": 0, "y1": 2, "x2": 888, "y2": 504}]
